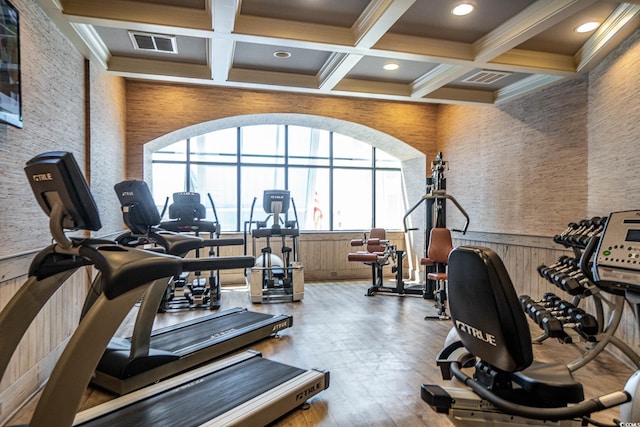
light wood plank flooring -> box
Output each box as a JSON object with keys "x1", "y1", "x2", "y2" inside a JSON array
[{"x1": 8, "y1": 281, "x2": 636, "y2": 426}]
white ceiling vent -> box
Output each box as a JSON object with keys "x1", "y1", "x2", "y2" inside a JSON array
[
  {"x1": 462, "y1": 70, "x2": 511, "y2": 85},
  {"x1": 128, "y1": 31, "x2": 178, "y2": 54}
]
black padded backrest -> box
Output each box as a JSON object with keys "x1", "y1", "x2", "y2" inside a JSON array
[
  {"x1": 169, "y1": 192, "x2": 206, "y2": 220},
  {"x1": 448, "y1": 246, "x2": 533, "y2": 372},
  {"x1": 114, "y1": 180, "x2": 161, "y2": 234},
  {"x1": 25, "y1": 151, "x2": 102, "y2": 231}
]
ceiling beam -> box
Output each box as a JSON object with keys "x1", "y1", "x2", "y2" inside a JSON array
[
  {"x1": 317, "y1": 53, "x2": 364, "y2": 91},
  {"x1": 575, "y1": 3, "x2": 640, "y2": 73},
  {"x1": 410, "y1": 64, "x2": 470, "y2": 98},
  {"x1": 234, "y1": 15, "x2": 355, "y2": 46},
  {"x1": 210, "y1": 0, "x2": 242, "y2": 82},
  {"x1": 317, "y1": 0, "x2": 415, "y2": 91},
  {"x1": 374, "y1": 33, "x2": 474, "y2": 63},
  {"x1": 109, "y1": 56, "x2": 211, "y2": 79},
  {"x1": 60, "y1": 0, "x2": 213, "y2": 37},
  {"x1": 494, "y1": 74, "x2": 564, "y2": 103},
  {"x1": 229, "y1": 68, "x2": 319, "y2": 89},
  {"x1": 488, "y1": 49, "x2": 577, "y2": 75},
  {"x1": 333, "y1": 78, "x2": 411, "y2": 97},
  {"x1": 69, "y1": 23, "x2": 110, "y2": 69},
  {"x1": 425, "y1": 87, "x2": 496, "y2": 105},
  {"x1": 352, "y1": 0, "x2": 415, "y2": 47},
  {"x1": 473, "y1": 0, "x2": 598, "y2": 63}
]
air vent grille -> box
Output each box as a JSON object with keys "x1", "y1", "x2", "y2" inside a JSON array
[
  {"x1": 462, "y1": 70, "x2": 511, "y2": 85},
  {"x1": 128, "y1": 31, "x2": 178, "y2": 54}
]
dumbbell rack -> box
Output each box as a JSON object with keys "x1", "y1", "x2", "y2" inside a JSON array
[{"x1": 524, "y1": 216, "x2": 640, "y2": 371}]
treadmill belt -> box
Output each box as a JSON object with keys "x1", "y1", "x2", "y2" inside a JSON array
[
  {"x1": 80, "y1": 357, "x2": 306, "y2": 427},
  {"x1": 148, "y1": 311, "x2": 275, "y2": 353}
]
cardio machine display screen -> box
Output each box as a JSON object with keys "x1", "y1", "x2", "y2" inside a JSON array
[{"x1": 625, "y1": 229, "x2": 640, "y2": 242}]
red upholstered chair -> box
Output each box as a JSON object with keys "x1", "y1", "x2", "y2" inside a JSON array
[{"x1": 421, "y1": 228, "x2": 454, "y2": 319}]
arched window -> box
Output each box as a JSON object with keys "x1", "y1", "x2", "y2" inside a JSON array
[{"x1": 151, "y1": 124, "x2": 404, "y2": 231}]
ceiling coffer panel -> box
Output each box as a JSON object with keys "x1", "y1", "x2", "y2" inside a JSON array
[{"x1": 44, "y1": 0, "x2": 639, "y2": 105}]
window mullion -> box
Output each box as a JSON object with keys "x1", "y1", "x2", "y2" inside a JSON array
[{"x1": 372, "y1": 147, "x2": 376, "y2": 228}]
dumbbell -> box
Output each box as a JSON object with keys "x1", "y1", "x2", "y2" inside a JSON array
[
  {"x1": 557, "y1": 271, "x2": 592, "y2": 295},
  {"x1": 566, "y1": 217, "x2": 600, "y2": 245},
  {"x1": 528, "y1": 301, "x2": 565, "y2": 325},
  {"x1": 530, "y1": 299, "x2": 577, "y2": 325},
  {"x1": 546, "y1": 259, "x2": 581, "y2": 282},
  {"x1": 558, "y1": 310, "x2": 599, "y2": 337},
  {"x1": 575, "y1": 217, "x2": 606, "y2": 246},
  {"x1": 537, "y1": 257, "x2": 571, "y2": 279},
  {"x1": 539, "y1": 312, "x2": 565, "y2": 338},
  {"x1": 554, "y1": 222, "x2": 580, "y2": 244},
  {"x1": 519, "y1": 293, "x2": 559, "y2": 309}
]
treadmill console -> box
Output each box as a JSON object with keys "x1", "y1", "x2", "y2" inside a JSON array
[{"x1": 593, "y1": 210, "x2": 640, "y2": 293}]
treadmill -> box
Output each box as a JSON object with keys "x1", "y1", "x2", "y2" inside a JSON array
[
  {"x1": 0, "y1": 151, "x2": 329, "y2": 427},
  {"x1": 88, "y1": 180, "x2": 293, "y2": 395}
]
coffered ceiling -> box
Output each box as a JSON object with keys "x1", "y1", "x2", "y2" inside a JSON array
[{"x1": 39, "y1": 0, "x2": 640, "y2": 105}]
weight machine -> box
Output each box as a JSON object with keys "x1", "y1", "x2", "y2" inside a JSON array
[
  {"x1": 245, "y1": 190, "x2": 304, "y2": 303},
  {"x1": 403, "y1": 152, "x2": 469, "y2": 317},
  {"x1": 347, "y1": 228, "x2": 408, "y2": 296}
]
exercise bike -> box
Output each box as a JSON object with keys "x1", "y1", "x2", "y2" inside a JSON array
[{"x1": 421, "y1": 210, "x2": 640, "y2": 426}]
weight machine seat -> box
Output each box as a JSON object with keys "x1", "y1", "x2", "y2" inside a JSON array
[
  {"x1": 447, "y1": 246, "x2": 584, "y2": 405},
  {"x1": 347, "y1": 228, "x2": 389, "y2": 265},
  {"x1": 366, "y1": 228, "x2": 387, "y2": 253},
  {"x1": 421, "y1": 228, "x2": 453, "y2": 281}
]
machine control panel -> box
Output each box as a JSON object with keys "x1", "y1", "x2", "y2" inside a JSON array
[{"x1": 594, "y1": 210, "x2": 640, "y2": 290}]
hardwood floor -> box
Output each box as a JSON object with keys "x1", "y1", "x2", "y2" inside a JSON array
[{"x1": 8, "y1": 281, "x2": 636, "y2": 426}]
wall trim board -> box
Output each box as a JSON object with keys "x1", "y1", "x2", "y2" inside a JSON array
[
  {"x1": 0, "y1": 337, "x2": 70, "y2": 425},
  {"x1": 455, "y1": 231, "x2": 562, "y2": 250},
  {"x1": 0, "y1": 252, "x2": 37, "y2": 284}
]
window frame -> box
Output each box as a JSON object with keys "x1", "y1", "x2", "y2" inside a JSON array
[{"x1": 151, "y1": 124, "x2": 403, "y2": 232}]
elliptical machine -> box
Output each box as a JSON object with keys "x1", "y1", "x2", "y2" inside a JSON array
[
  {"x1": 158, "y1": 191, "x2": 243, "y2": 309},
  {"x1": 245, "y1": 190, "x2": 304, "y2": 303}
]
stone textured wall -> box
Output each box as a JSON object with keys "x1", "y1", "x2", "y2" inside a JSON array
[
  {"x1": 588, "y1": 30, "x2": 640, "y2": 216},
  {"x1": 0, "y1": 1, "x2": 126, "y2": 423},
  {"x1": 438, "y1": 75, "x2": 590, "y2": 237},
  {"x1": 0, "y1": 0, "x2": 85, "y2": 257},
  {"x1": 89, "y1": 64, "x2": 127, "y2": 236},
  {"x1": 0, "y1": 1, "x2": 127, "y2": 257}
]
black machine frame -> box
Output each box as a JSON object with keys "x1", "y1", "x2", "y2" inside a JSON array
[
  {"x1": 244, "y1": 189, "x2": 305, "y2": 303},
  {"x1": 402, "y1": 152, "x2": 469, "y2": 315}
]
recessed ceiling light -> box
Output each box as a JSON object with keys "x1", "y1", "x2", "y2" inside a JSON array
[
  {"x1": 575, "y1": 21, "x2": 600, "y2": 33},
  {"x1": 383, "y1": 63, "x2": 399, "y2": 71},
  {"x1": 273, "y1": 50, "x2": 291, "y2": 59},
  {"x1": 451, "y1": 2, "x2": 474, "y2": 16}
]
